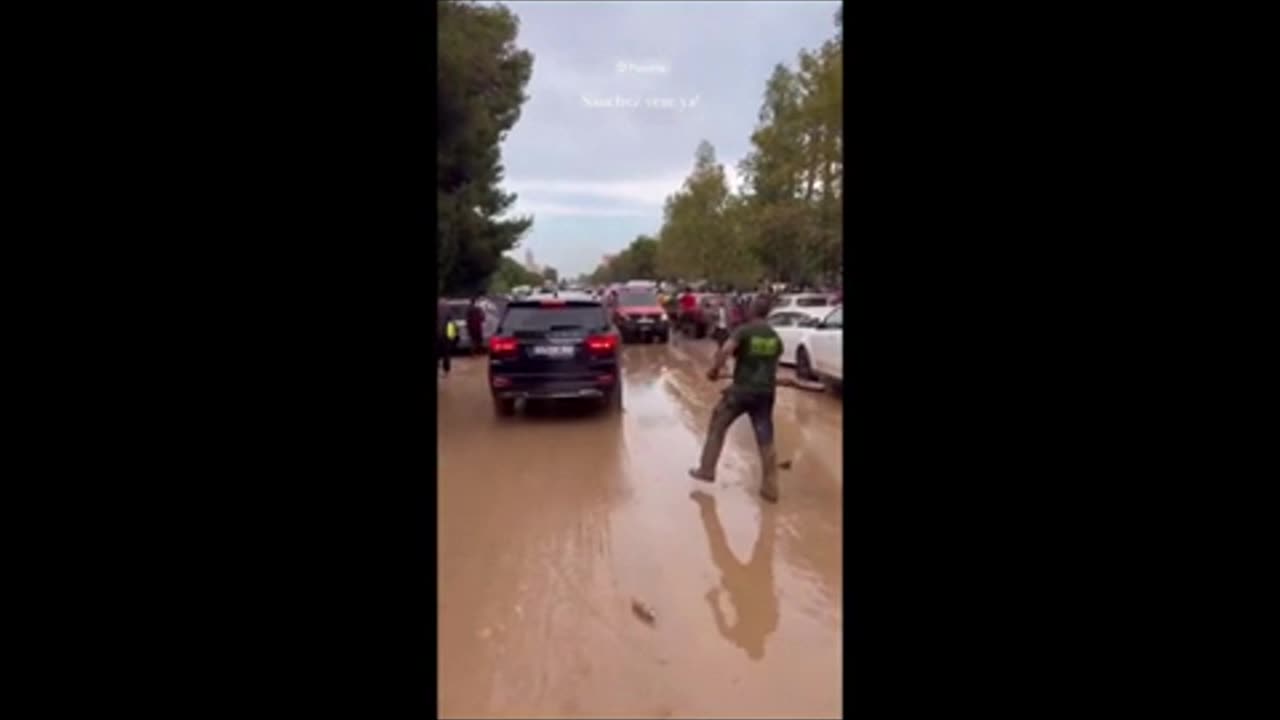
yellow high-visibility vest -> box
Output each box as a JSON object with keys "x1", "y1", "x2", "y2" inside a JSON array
[{"x1": 445, "y1": 321, "x2": 458, "y2": 340}]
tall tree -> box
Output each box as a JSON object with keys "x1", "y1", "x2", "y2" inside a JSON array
[
  {"x1": 649, "y1": 13, "x2": 843, "y2": 289},
  {"x1": 437, "y1": 0, "x2": 534, "y2": 295}
]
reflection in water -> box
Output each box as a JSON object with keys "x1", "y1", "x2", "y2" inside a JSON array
[
  {"x1": 621, "y1": 346, "x2": 666, "y2": 387},
  {"x1": 692, "y1": 490, "x2": 779, "y2": 660}
]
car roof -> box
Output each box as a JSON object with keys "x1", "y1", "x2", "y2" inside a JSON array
[
  {"x1": 510, "y1": 294, "x2": 601, "y2": 307},
  {"x1": 770, "y1": 306, "x2": 831, "y2": 319}
]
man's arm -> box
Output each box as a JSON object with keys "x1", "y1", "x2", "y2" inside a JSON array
[{"x1": 707, "y1": 331, "x2": 741, "y2": 380}]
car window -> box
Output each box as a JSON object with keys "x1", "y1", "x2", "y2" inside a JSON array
[
  {"x1": 768, "y1": 313, "x2": 794, "y2": 327},
  {"x1": 823, "y1": 307, "x2": 843, "y2": 328},
  {"x1": 797, "y1": 315, "x2": 821, "y2": 328},
  {"x1": 774, "y1": 297, "x2": 793, "y2": 307},
  {"x1": 618, "y1": 291, "x2": 658, "y2": 307},
  {"x1": 796, "y1": 296, "x2": 830, "y2": 307},
  {"x1": 500, "y1": 305, "x2": 609, "y2": 335}
]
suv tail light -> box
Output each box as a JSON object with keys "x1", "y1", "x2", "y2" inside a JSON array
[
  {"x1": 489, "y1": 336, "x2": 518, "y2": 356},
  {"x1": 586, "y1": 334, "x2": 618, "y2": 355}
]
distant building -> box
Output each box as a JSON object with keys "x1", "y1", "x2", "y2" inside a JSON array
[{"x1": 523, "y1": 250, "x2": 539, "y2": 273}]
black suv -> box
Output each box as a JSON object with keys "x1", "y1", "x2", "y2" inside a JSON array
[{"x1": 488, "y1": 296, "x2": 622, "y2": 416}]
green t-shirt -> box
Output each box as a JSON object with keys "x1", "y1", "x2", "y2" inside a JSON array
[{"x1": 730, "y1": 320, "x2": 784, "y2": 395}]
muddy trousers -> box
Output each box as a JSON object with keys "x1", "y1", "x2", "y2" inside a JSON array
[{"x1": 696, "y1": 390, "x2": 780, "y2": 499}]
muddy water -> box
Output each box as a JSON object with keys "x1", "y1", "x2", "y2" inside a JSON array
[{"x1": 438, "y1": 339, "x2": 843, "y2": 718}]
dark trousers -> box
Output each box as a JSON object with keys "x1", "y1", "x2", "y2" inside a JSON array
[
  {"x1": 698, "y1": 390, "x2": 775, "y2": 473},
  {"x1": 437, "y1": 335, "x2": 452, "y2": 374},
  {"x1": 467, "y1": 327, "x2": 483, "y2": 354}
]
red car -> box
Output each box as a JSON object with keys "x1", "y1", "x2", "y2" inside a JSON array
[{"x1": 612, "y1": 288, "x2": 670, "y2": 344}]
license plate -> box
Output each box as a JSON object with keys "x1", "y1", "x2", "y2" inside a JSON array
[
  {"x1": 637, "y1": 318, "x2": 653, "y2": 324},
  {"x1": 532, "y1": 345, "x2": 574, "y2": 358}
]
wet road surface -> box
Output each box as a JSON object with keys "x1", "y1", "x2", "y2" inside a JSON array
[{"x1": 438, "y1": 338, "x2": 843, "y2": 718}]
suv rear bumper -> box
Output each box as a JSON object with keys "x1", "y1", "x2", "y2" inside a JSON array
[{"x1": 490, "y1": 373, "x2": 617, "y2": 400}]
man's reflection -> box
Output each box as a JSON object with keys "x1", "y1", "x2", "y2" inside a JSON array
[{"x1": 692, "y1": 490, "x2": 779, "y2": 660}]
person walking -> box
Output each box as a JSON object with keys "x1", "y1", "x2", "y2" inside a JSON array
[
  {"x1": 437, "y1": 297, "x2": 454, "y2": 378},
  {"x1": 712, "y1": 298, "x2": 731, "y2": 348},
  {"x1": 689, "y1": 295, "x2": 791, "y2": 503},
  {"x1": 465, "y1": 296, "x2": 485, "y2": 356}
]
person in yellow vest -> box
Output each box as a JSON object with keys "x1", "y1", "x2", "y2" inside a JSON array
[{"x1": 437, "y1": 297, "x2": 459, "y2": 378}]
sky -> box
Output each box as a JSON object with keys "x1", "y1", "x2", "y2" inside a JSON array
[{"x1": 492, "y1": 0, "x2": 841, "y2": 278}]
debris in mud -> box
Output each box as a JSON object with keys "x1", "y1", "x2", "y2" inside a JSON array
[{"x1": 631, "y1": 599, "x2": 657, "y2": 625}]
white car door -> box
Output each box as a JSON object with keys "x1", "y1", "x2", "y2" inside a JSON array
[
  {"x1": 811, "y1": 306, "x2": 843, "y2": 380},
  {"x1": 767, "y1": 312, "x2": 799, "y2": 365}
]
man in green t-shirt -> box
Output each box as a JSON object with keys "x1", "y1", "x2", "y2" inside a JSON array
[{"x1": 689, "y1": 295, "x2": 789, "y2": 502}]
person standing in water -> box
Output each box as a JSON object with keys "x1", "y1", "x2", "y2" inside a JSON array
[{"x1": 689, "y1": 295, "x2": 787, "y2": 503}]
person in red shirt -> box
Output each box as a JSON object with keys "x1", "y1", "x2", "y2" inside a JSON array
[{"x1": 678, "y1": 287, "x2": 698, "y2": 335}]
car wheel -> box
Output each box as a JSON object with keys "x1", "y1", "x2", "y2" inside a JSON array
[
  {"x1": 796, "y1": 347, "x2": 816, "y2": 380},
  {"x1": 493, "y1": 397, "x2": 516, "y2": 417},
  {"x1": 657, "y1": 332, "x2": 669, "y2": 344}
]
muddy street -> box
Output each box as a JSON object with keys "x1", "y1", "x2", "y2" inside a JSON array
[{"x1": 438, "y1": 338, "x2": 844, "y2": 718}]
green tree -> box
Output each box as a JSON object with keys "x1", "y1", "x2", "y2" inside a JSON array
[
  {"x1": 486, "y1": 255, "x2": 542, "y2": 295},
  {"x1": 644, "y1": 13, "x2": 843, "y2": 291},
  {"x1": 732, "y1": 14, "x2": 843, "y2": 287},
  {"x1": 437, "y1": 0, "x2": 535, "y2": 295},
  {"x1": 592, "y1": 234, "x2": 659, "y2": 283},
  {"x1": 655, "y1": 141, "x2": 759, "y2": 287}
]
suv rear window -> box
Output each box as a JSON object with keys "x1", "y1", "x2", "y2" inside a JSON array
[
  {"x1": 795, "y1": 297, "x2": 830, "y2": 307},
  {"x1": 500, "y1": 304, "x2": 609, "y2": 335}
]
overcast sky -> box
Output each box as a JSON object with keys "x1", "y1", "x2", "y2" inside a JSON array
[{"x1": 493, "y1": 0, "x2": 840, "y2": 277}]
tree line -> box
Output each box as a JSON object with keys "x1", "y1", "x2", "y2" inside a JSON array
[
  {"x1": 592, "y1": 10, "x2": 842, "y2": 290},
  {"x1": 437, "y1": 0, "x2": 534, "y2": 297}
]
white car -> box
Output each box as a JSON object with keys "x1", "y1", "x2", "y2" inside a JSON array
[
  {"x1": 772, "y1": 293, "x2": 838, "y2": 311},
  {"x1": 767, "y1": 307, "x2": 832, "y2": 366},
  {"x1": 791, "y1": 305, "x2": 843, "y2": 387}
]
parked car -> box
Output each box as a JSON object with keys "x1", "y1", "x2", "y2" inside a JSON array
[
  {"x1": 612, "y1": 288, "x2": 670, "y2": 343},
  {"x1": 675, "y1": 293, "x2": 726, "y2": 339},
  {"x1": 792, "y1": 304, "x2": 843, "y2": 389},
  {"x1": 767, "y1": 307, "x2": 833, "y2": 366},
  {"x1": 772, "y1": 293, "x2": 838, "y2": 310},
  {"x1": 487, "y1": 296, "x2": 622, "y2": 417}
]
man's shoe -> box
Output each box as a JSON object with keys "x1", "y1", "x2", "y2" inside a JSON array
[
  {"x1": 688, "y1": 468, "x2": 716, "y2": 482},
  {"x1": 759, "y1": 443, "x2": 780, "y2": 503}
]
